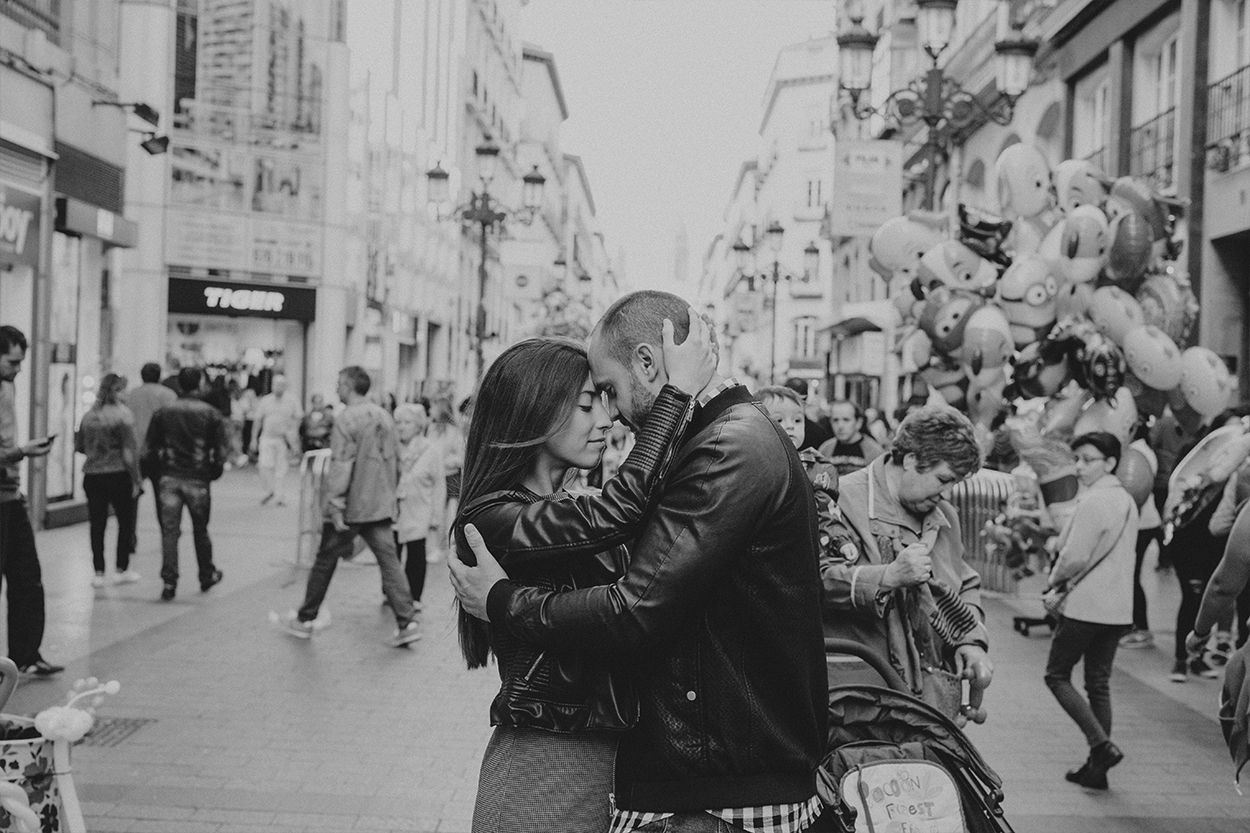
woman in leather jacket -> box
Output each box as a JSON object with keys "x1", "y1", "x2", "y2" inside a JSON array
[{"x1": 454, "y1": 320, "x2": 712, "y2": 833}]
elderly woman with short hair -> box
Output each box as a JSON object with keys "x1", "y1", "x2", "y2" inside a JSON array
[{"x1": 823, "y1": 405, "x2": 993, "y2": 722}]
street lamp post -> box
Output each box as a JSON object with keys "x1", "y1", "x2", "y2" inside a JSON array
[
  {"x1": 426, "y1": 140, "x2": 545, "y2": 380},
  {"x1": 732, "y1": 222, "x2": 820, "y2": 385},
  {"x1": 836, "y1": 0, "x2": 1039, "y2": 210}
]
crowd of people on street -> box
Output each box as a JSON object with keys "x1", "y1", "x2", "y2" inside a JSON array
[{"x1": 5, "y1": 287, "x2": 1250, "y2": 830}]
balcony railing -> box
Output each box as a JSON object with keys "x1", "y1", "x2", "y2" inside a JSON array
[
  {"x1": 1128, "y1": 107, "x2": 1177, "y2": 192},
  {"x1": 0, "y1": 0, "x2": 61, "y2": 43},
  {"x1": 1207, "y1": 63, "x2": 1250, "y2": 172}
]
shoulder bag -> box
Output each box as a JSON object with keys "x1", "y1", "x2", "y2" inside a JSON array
[{"x1": 1042, "y1": 504, "x2": 1133, "y2": 618}]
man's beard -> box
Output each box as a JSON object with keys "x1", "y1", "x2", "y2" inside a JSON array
[{"x1": 624, "y1": 376, "x2": 656, "y2": 431}]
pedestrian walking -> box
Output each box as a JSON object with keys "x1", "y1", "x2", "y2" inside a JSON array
[
  {"x1": 122, "y1": 362, "x2": 176, "y2": 542},
  {"x1": 1043, "y1": 432, "x2": 1137, "y2": 790},
  {"x1": 453, "y1": 291, "x2": 829, "y2": 833},
  {"x1": 251, "y1": 373, "x2": 302, "y2": 506},
  {"x1": 393, "y1": 402, "x2": 444, "y2": 611},
  {"x1": 275, "y1": 366, "x2": 421, "y2": 647},
  {"x1": 0, "y1": 325, "x2": 64, "y2": 677},
  {"x1": 76, "y1": 373, "x2": 142, "y2": 588},
  {"x1": 143, "y1": 367, "x2": 228, "y2": 602}
]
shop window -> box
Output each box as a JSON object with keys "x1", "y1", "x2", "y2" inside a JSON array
[
  {"x1": 806, "y1": 178, "x2": 823, "y2": 208},
  {"x1": 793, "y1": 316, "x2": 817, "y2": 359}
]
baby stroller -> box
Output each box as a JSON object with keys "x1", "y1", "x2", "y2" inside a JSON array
[{"x1": 812, "y1": 639, "x2": 1014, "y2": 833}]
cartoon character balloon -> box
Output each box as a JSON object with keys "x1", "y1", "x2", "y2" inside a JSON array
[
  {"x1": 1178, "y1": 346, "x2": 1234, "y2": 418},
  {"x1": 1055, "y1": 282, "x2": 1095, "y2": 319},
  {"x1": 954, "y1": 304, "x2": 1014, "y2": 376},
  {"x1": 1088, "y1": 286, "x2": 1145, "y2": 345},
  {"x1": 1136, "y1": 272, "x2": 1198, "y2": 346},
  {"x1": 918, "y1": 288, "x2": 984, "y2": 356},
  {"x1": 958, "y1": 204, "x2": 1013, "y2": 268},
  {"x1": 1053, "y1": 159, "x2": 1108, "y2": 214},
  {"x1": 1074, "y1": 333, "x2": 1127, "y2": 401},
  {"x1": 916, "y1": 239, "x2": 999, "y2": 296},
  {"x1": 869, "y1": 215, "x2": 945, "y2": 285},
  {"x1": 1122, "y1": 325, "x2": 1183, "y2": 390},
  {"x1": 1055, "y1": 205, "x2": 1109, "y2": 284},
  {"x1": 996, "y1": 143, "x2": 1053, "y2": 220},
  {"x1": 996, "y1": 256, "x2": 1058, "y2": 348}
]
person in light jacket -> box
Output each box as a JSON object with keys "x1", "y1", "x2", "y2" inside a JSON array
[
  {"x1": 1044, "y1": 431, "x2": 1138, "y2": 791},
  {"x1": 276, "y1": 366, "x2": 420, "y2": 647},
  {"x1": 393, "y1": 402, "x2": 445, "y2": 610}
]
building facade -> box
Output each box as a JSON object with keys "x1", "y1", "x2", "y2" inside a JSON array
[
  {"x1": 1042, "y1": 0, "x2": 1250, "y2": 394},
  {"x1": 707, "y1": 35, "x2": 837, "y2": 393},
  {"x1": 1, "y1": 0, "x2": 139, "y2": 524}
]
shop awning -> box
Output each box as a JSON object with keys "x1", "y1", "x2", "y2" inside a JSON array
[
  {"x1": 55, "y1": 196, "x2": 138, "y2": 248},
  {"x1": 818, "y1": 301, "x2": 901, "y2": 339}
]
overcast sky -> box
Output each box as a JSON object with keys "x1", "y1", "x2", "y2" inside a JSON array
[{"x1": 519, "y1": 0, "x2": 839, "y2": 293}]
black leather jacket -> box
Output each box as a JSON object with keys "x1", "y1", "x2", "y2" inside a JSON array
[
  {"x1": 457, "y1": 385, "x2": 693, "y2": 733},
  {"x1": 487, "y1": 385, "x2": 828, "y2": 812},
  {"x1": 143, "y1": 395, "x2": 229, "y2": 481}
]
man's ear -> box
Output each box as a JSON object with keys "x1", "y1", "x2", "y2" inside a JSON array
[{"x1": 634, "y1": 342, "x2": 662, "y2": 384}]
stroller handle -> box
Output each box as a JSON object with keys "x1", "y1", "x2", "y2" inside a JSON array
[{"x1": 824, "y1": 638, "x2": 907, "y2": 693}]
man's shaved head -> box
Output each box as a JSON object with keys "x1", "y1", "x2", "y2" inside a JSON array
[{"x1": 594, "y1": 290, "x2": 691, "y2": 367}]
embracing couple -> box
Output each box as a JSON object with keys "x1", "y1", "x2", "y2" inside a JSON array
[{"x1": 449, "y1": 290, "x2": 828, "y2": 833}]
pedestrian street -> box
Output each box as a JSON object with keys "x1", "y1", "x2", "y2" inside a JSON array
[{"x1": 0, "y1": 469, "x2": 1245, "y2": 833}]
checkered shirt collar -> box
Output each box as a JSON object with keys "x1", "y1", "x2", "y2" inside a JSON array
[{"x1": 695, "y1": 376, "x2": 743, "y2": 410}]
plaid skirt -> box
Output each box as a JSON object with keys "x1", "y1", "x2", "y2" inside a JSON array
[{"x1": 472, "y1": 725, "x2": 617, "y2": 833}]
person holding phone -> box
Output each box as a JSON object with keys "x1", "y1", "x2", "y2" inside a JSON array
[{"x1": 0, "y1": 325, "x2": 64, "y2": 677}]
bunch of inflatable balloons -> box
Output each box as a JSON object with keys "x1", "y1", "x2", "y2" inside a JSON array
[{"x1": 871, "y1": 142, "x2": 1237, "y2": 534}]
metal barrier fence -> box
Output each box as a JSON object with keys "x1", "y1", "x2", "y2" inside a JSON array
[
  {"x1": 296, "y1": 449, "x2": 332, "y2": 567},
  {"x1": 949, "y1": 469, "x2": 1017, "y2": 593}
]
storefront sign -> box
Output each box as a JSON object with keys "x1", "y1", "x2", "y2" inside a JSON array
[
  {"x1": 165, "y1": 208, "x2": 322, "y2": 278},
  {"x1": 0, "y1": 183, "x2": 40, "y2": 267},
  {"x1": 829, "y1": 140, "x2": 904, "y2": 237},
  {"x1": 168, "y1": 277, "x2": 316, "y2": 322}
]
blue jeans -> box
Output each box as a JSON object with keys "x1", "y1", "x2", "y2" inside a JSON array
[
  {"x1": 637, "y1": 815, "x2": 749, "y2": 833},
  {"x1": 158, "y1": 475, "x2": 216, "y2": 587},
  {"x1": 1044, "y1": 615, "x2": 1129, "y2": 748},
  {"x1": 298, "y1": 521, "x2": 415, "y2": 626}
]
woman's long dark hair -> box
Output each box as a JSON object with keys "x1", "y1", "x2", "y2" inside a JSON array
[{"x1": 455, "y1": 338, "x2": 592, "y2": 668}]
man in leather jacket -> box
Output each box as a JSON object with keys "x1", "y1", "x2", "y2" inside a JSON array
[
  {"x1": 143, "y1": 367, "x2": 228, "y2": 601},
  {"x1": 452, "y1": 291, "x2": 828, "y2": 833}
]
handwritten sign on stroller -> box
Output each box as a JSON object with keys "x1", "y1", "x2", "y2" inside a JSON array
[{"x1": 840, "y1": 759, "x2": 965, "y2": 832}]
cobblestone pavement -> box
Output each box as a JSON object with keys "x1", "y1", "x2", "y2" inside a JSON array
[{"x1": 1, "y1": 470, "x2": 1246, "y2": 831}]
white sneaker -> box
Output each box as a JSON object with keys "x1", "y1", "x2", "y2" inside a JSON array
[
  {"x1": 91, "y1": 573, "x2": 105, "y2": 589},
  {"x1": 391, "y1": 621, "x2": 422, "y2": 647},
  {"x1": 113, "y1": 570, "x2": 141, "y2": 585},
  {"x1": 271, "y1": 610, "x2": 315, "y2": 639}
]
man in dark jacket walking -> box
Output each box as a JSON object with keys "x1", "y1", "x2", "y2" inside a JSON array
[
  {"x1": 144, "y1": 367, "x2": 228, "y2": 601},
  {"x1": 452, "y1": 291, "x2": 828, "y2": 833}
]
